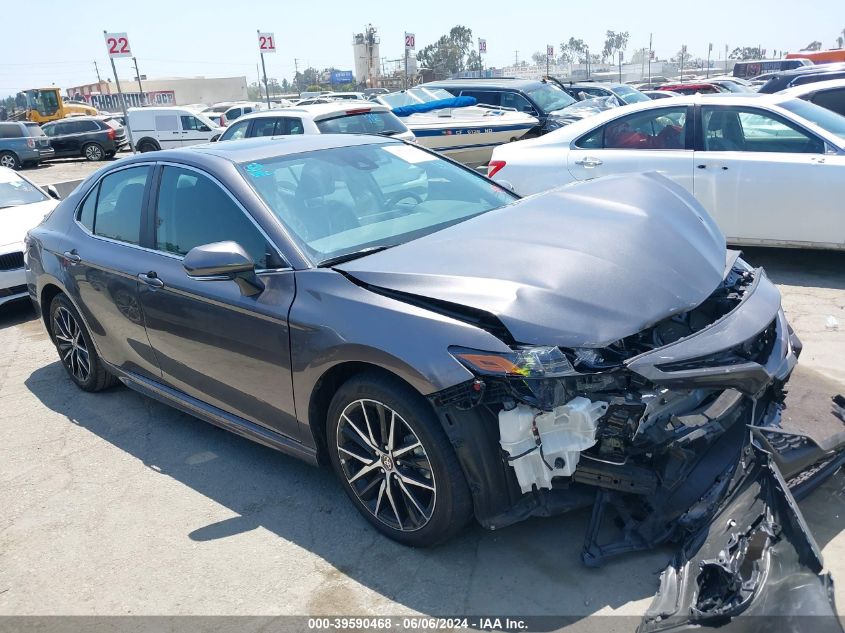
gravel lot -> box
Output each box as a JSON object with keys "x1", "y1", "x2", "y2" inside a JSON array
[{"x1": 0, "y1": 232, "x2": 843, "y2": 626}]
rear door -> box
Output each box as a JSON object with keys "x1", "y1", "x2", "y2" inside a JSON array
[
  {"x1": 43, "y1": 121, "x2": 70, "y2": 155},
  {"x1": 154, "y1": 113, "x2": 182, "y2": 149},
  {"x1": 566, "y1": 105, "x2": 695, "y2": 193},
  {"x1": 135, "y1": 163, "x2": 300, "y2": 439},
  {"x1": 693, "y1": 104, "x2": 845, "y2": 247}
]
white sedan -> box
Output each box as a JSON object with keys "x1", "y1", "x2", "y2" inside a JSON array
[
  {"x1": 0, "y1": 168, "x2": 58, "y2": 306},
  {"x1": 489, "y1": 93, "x2": 845, "y2": 250}
]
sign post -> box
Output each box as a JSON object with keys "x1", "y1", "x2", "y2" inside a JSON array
[
  {"x1": 404, "y1": 32, "x2": 415, "y2": 89},
  {"x1": 618, "y1": 50, "x2": 623, "y2": 82},
  {"x1": 103, "y1": 31, "x2": 135, "y2": 153},
  {"x1": 257, "y1": 31, "x2": 276, "y2": 108},
  {"x1": 706, "y1": 42, "x2": 713, "y2": 78},
  {"x1": 546, "y1": 44, "x2": 554, "y2": 77},
  {"x1": 680, "y1": 44, "x2": 687, "y2": 79},
  {"x1": 478, "y1": 38, "x2": 486, "y2": 72},
  {"x1": 648, "y1": 33, "x2": 653, "y2": 84}
]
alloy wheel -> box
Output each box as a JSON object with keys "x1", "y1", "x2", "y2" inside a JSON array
[
  {"x1": 336, "y1": 399, "x2": 436, "y2": 532},
  {"x1": 85, "y1": 144, "x2": 103, "y2": 161},
  {"x1": 53, "y1": 306, "x2": 91, "y2": 383},
  {"x1": 0, "y1": 154, "x2": 16, "y2": 168}
]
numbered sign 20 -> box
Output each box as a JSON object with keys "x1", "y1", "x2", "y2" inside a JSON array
[
  {"x1": 258, "y1": 32, "x2": 276, "y2": 54},
  {"x1": 104, "y1": 32, "x2": 132, "y2": 58},
  {"x1": 405, "y1": 32, "x2": 415, "y2": 51}
]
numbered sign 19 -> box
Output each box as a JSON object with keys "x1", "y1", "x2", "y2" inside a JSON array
[
  {"x1": 405, "y1": 32, "x2": 415, "y2": 51},
  {"x1": 258, "y1": 32, "x2": 276, "y2": 54},
  {"x1": 104, "y1": 32, "x2": 132, "y2": 58},
  {"x1": 478, "y1": 39, "x2": 487, "y2": 55}
]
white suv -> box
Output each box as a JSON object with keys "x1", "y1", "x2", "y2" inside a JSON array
[{"x1": 216, "y1": 102, "x2": 415, "y2": 143}]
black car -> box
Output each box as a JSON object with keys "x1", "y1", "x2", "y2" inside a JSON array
[
  {"x1": 422, "y1": 78, "x2": 579, "y2": 134},
  {"x1": 41, "y1": 116, "x2": 128, "y2": 161},
  {"x1": 757, "y1": 62, "x2": 845, "y2": 93}
]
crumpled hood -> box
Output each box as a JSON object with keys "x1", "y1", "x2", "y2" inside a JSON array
[
  {"x1": 0, "y1": 199, "x2": 56, "y2": 251},
  {"x1": 338, "y1": 173, "x2": 727, "y2": 347}
]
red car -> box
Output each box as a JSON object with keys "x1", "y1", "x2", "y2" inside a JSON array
[{"x1": 655, "y1": 82, "x2": 726, "y2": 95}]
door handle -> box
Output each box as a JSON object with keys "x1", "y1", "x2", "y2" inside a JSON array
[
  {"x1": 62, "y1": 250, "x2": 81, "y2": 264},
  {"x1": 697, "y1": 164, "x2": 707, "y2": 169},
  {"x1": 574, "y1": 157, "x2": 603, "y2": 167},
  {"x1": 138, "y1": 271, "x2": 164, "y2": 288}
]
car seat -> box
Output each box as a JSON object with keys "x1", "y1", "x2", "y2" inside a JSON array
[{"x1": 293, "y1": 162, "x2": 360, "y2": 241}]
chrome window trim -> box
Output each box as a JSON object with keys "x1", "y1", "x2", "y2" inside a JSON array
[{"x1": 71, "y1": 160, "x2": 292, "y2": 273}]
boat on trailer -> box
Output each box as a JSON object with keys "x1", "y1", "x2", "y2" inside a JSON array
[{"x1": 375, "y1": 87, "x2": 538, "y2": 166}]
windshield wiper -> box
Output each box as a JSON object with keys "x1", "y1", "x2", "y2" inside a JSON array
[
  {"x1": 317, "y1": 245, "x2": 393, "y2": 268},
  {"x1": 377, "y1": 130, "x2": 402, "y2": 136}
]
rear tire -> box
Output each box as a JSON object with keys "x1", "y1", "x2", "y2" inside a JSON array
[
  {"x1": 83, "y1": 142, "x2": 105, "y2": 161},
  {"x1": 137, "y1": 140, "x2": 159, "y2": 153},
  {"x1": 326, "y1": 372, "x2": 473, "y2": 546},
  {"x1": 49, "y1": 294, "x2": 117, "y2": 392},
  {"x1": 0, "y1": 151, "x2": 21, "y2": 170}
]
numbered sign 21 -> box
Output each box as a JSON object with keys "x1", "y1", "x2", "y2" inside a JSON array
[
  {"x1": 258, "y1": 32, "x2": 276, "y2": 54},
  {"x1": 104, "y1": 32, "x2": 132, "y2": 58},
  {"x1": 405, "y1": 32, "x2": 415, "y2": 51}
]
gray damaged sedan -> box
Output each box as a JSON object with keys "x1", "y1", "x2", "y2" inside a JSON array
[{"x1": 25, "y1": 135, "x2": 845, "y2": 629}]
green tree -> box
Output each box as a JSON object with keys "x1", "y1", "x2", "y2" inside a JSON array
[
  {"x1": 729, "y1": 46, "x2": 762, "y2": 60},
  {"x1": 466, "y1": 50, "x2": 484, "y2": 71},
  {"x1": 416, "y1": 25, "x2": 475, "y2": 76},
  {"x1": 602, "y1": 30, "x2": 629, "y2": 63},
  {"x1": 559, "y1": 37, "x2": 587, "y2": 64}
]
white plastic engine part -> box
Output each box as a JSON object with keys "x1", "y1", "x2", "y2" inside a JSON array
[{"x1": 498, "y1": 397, "x2": 608, "y2": 493}]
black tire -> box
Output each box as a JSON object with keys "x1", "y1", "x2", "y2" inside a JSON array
[
  {"x1": 49, "y1": 294, "x2": 117, "y2": 392},
  {"x1": 326, "y1": 372, "x2": 473, "y2": 546},
  {"x1": 137, "y1": 140, "x2": 159, "y2": 153},
  {"x1": 82, "y1": 142, "x2": 105, "y2": 161},
  {"x1": 0, "y1": 151, "x2": 21, "y2": 170}
]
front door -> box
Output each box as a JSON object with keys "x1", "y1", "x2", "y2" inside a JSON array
[
  {"x1": 566, "y1": 105, "x2": 695, "y2": 194},
  {"x1": 135, "y1": 164, "x2": 300, "y2": 439},
  {"x1": 179, "y1": 114, "x2": 214, "y2": 147},
  {"x1": 694, "y1": 105, "x2": 845, "y2": 247}
]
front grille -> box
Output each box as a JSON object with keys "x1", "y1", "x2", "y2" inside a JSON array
[
  {"x1": 0, "y1": 284, "x2": 27, "y2": 298},
  {"x1": 0, "y1": 252, "x2": 24, "y2": 271}
]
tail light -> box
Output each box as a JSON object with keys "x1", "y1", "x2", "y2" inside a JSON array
[
  {"x1": 487, "y1": 160, "x2": 506, "y2": 178},
  {"x1": 106, "y1": 128, "x2": 116, "y2": 140},
  {"x1": 27, "y1": 138, "x2": 36, "y2": 148}
]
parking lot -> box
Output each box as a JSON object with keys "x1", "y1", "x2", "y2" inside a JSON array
[{"x1": 0, "y1": 245, "x2": 843, "y2": 624}]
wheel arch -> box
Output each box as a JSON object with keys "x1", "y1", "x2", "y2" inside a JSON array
[
  {"x1": 39, "y1": 282, "x2": 65, "y2": 332},
  {"x1": 136, "y1": 137, "x2": 160, "y2": 151},
  {"x1": 306, "y1": 360, "x2": 431, "y2": 464}
]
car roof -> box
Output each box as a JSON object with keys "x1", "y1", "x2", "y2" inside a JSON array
[
  {"x1": 779, "y1": 77, "x2": 845, "y2": 96},
  {"x1": 233, "y1": 101, "x2": 390, "y2": 122},
  {"x1": 175, "y1": 134, "x2": 395, "y2": 164},
  {"x1": 422, "y1": 78, "x2": 548, "y2": 90}
]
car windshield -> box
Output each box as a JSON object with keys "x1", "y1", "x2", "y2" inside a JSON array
[
  {"x1": 239, "y1": 142, "x2": 516, "y2": 264},
  {"x1": 613, "y1": 85, "x2": 651, "y2": 103},
  {"x1": 526, "y1": 83, "x2": 576, "y2": 112},
  {"x1": 0, "y1": 172, "x2": 48, "y2": 208},
  {"x1": 315, "y1": 111, "x2": 408, "y2": 136},
  {"x1": 779, "y1": 98, "x2": 845, "y2": 143}
]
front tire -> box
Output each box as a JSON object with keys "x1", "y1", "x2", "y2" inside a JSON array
[
  {"x1": 49, "y1": 294, "x2": 117, "y2": 392},
  {"x1": 326, "y1": 372, "x2": 472, "y2": 546}
]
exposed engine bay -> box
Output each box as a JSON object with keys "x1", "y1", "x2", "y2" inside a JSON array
[{"x1": 429, "y1": 257, "x2": 845, "y2": 630}]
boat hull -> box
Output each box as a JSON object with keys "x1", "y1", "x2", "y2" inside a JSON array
[{"x1": 407, "y1": 121, "x2": 537, "y2": 166}]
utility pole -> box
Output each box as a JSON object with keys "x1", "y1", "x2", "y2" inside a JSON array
[
  {"x1": 725, "y1": 44, "x2": 729, "y2": 73},
  {"x1": 514, "y1": 50, "x2": 519, "y2": 66},
  {"x1": 706, "y1": 43, "x2": 712, "y2": 78},
  {"x1": 93, "y1": 61, "x2": 102, "y2": 83},
  {"x1": 586, "y1": 46, "x2": 590, "y2": 78},
  {"x1": 132, "y1": 57, "x2": 144, "y2": 105},
  {"x1": 648, "y1": 33, "x2": 652, "y2": 84}
]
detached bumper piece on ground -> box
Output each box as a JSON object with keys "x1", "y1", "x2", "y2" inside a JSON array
[{"x1": 430, "y1": 262, "x2": 845, "y2": 630}]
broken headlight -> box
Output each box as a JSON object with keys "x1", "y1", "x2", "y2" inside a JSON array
[{"x1": 451, "y1": 345, "x2": 577, "y2": 378}]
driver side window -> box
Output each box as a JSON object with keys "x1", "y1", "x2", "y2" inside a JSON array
[
  {"x1": 153, "y1": 166, "x2": 279, "y2": 269},
  {"x1": 702, "y1": 106, "x2": 825, "y2": 154}
]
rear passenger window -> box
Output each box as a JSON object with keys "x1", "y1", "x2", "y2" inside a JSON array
[
  {"x1": 153, "y1": 166, "x2": 277, "y2": 268},
  {"x1": 460, "y1": 90, "x2": 500, "y2": 107},
  {"x1": 90, "y1": 166, "x2": 150, "y2": 244},
  {"x1": 284, "y1": 118, "x2": 304, "y2": 135},
  {"x1": 252, "y1": 118, "x2": 279, "y2": 137},
  {"x1": 78, "y1": 189, "x2": 96, "y2": 231}
]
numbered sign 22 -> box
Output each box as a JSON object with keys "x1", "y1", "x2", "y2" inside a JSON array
[
  {"x1": 405, "y1": 32, "x2": 415, "y2": 51},
  {"x1": 258, "y1": 32, "x2": 276, "y2": 54},
  {"x1": 104, "y1": 32, "x2": 132, "y2": 58}
]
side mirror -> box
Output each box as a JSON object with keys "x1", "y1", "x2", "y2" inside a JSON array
[
  {"x1": 46, "y1": 184, "x2": 60, "y2": 200},
  {"x1": 182, "y1": 241, "x2": 264, "y2": 296},
  {"x1": 199, "y1": 125, "x2": 211, "y2": 132}
]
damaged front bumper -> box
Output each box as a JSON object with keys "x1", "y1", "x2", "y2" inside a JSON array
[{"x1": 429, "y1": 261, "x2": 845, "y2": 629}]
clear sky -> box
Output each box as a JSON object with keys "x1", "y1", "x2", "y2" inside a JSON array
[{"x1": 2, "y1": 0, "x2": 843, "y2": 96}]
